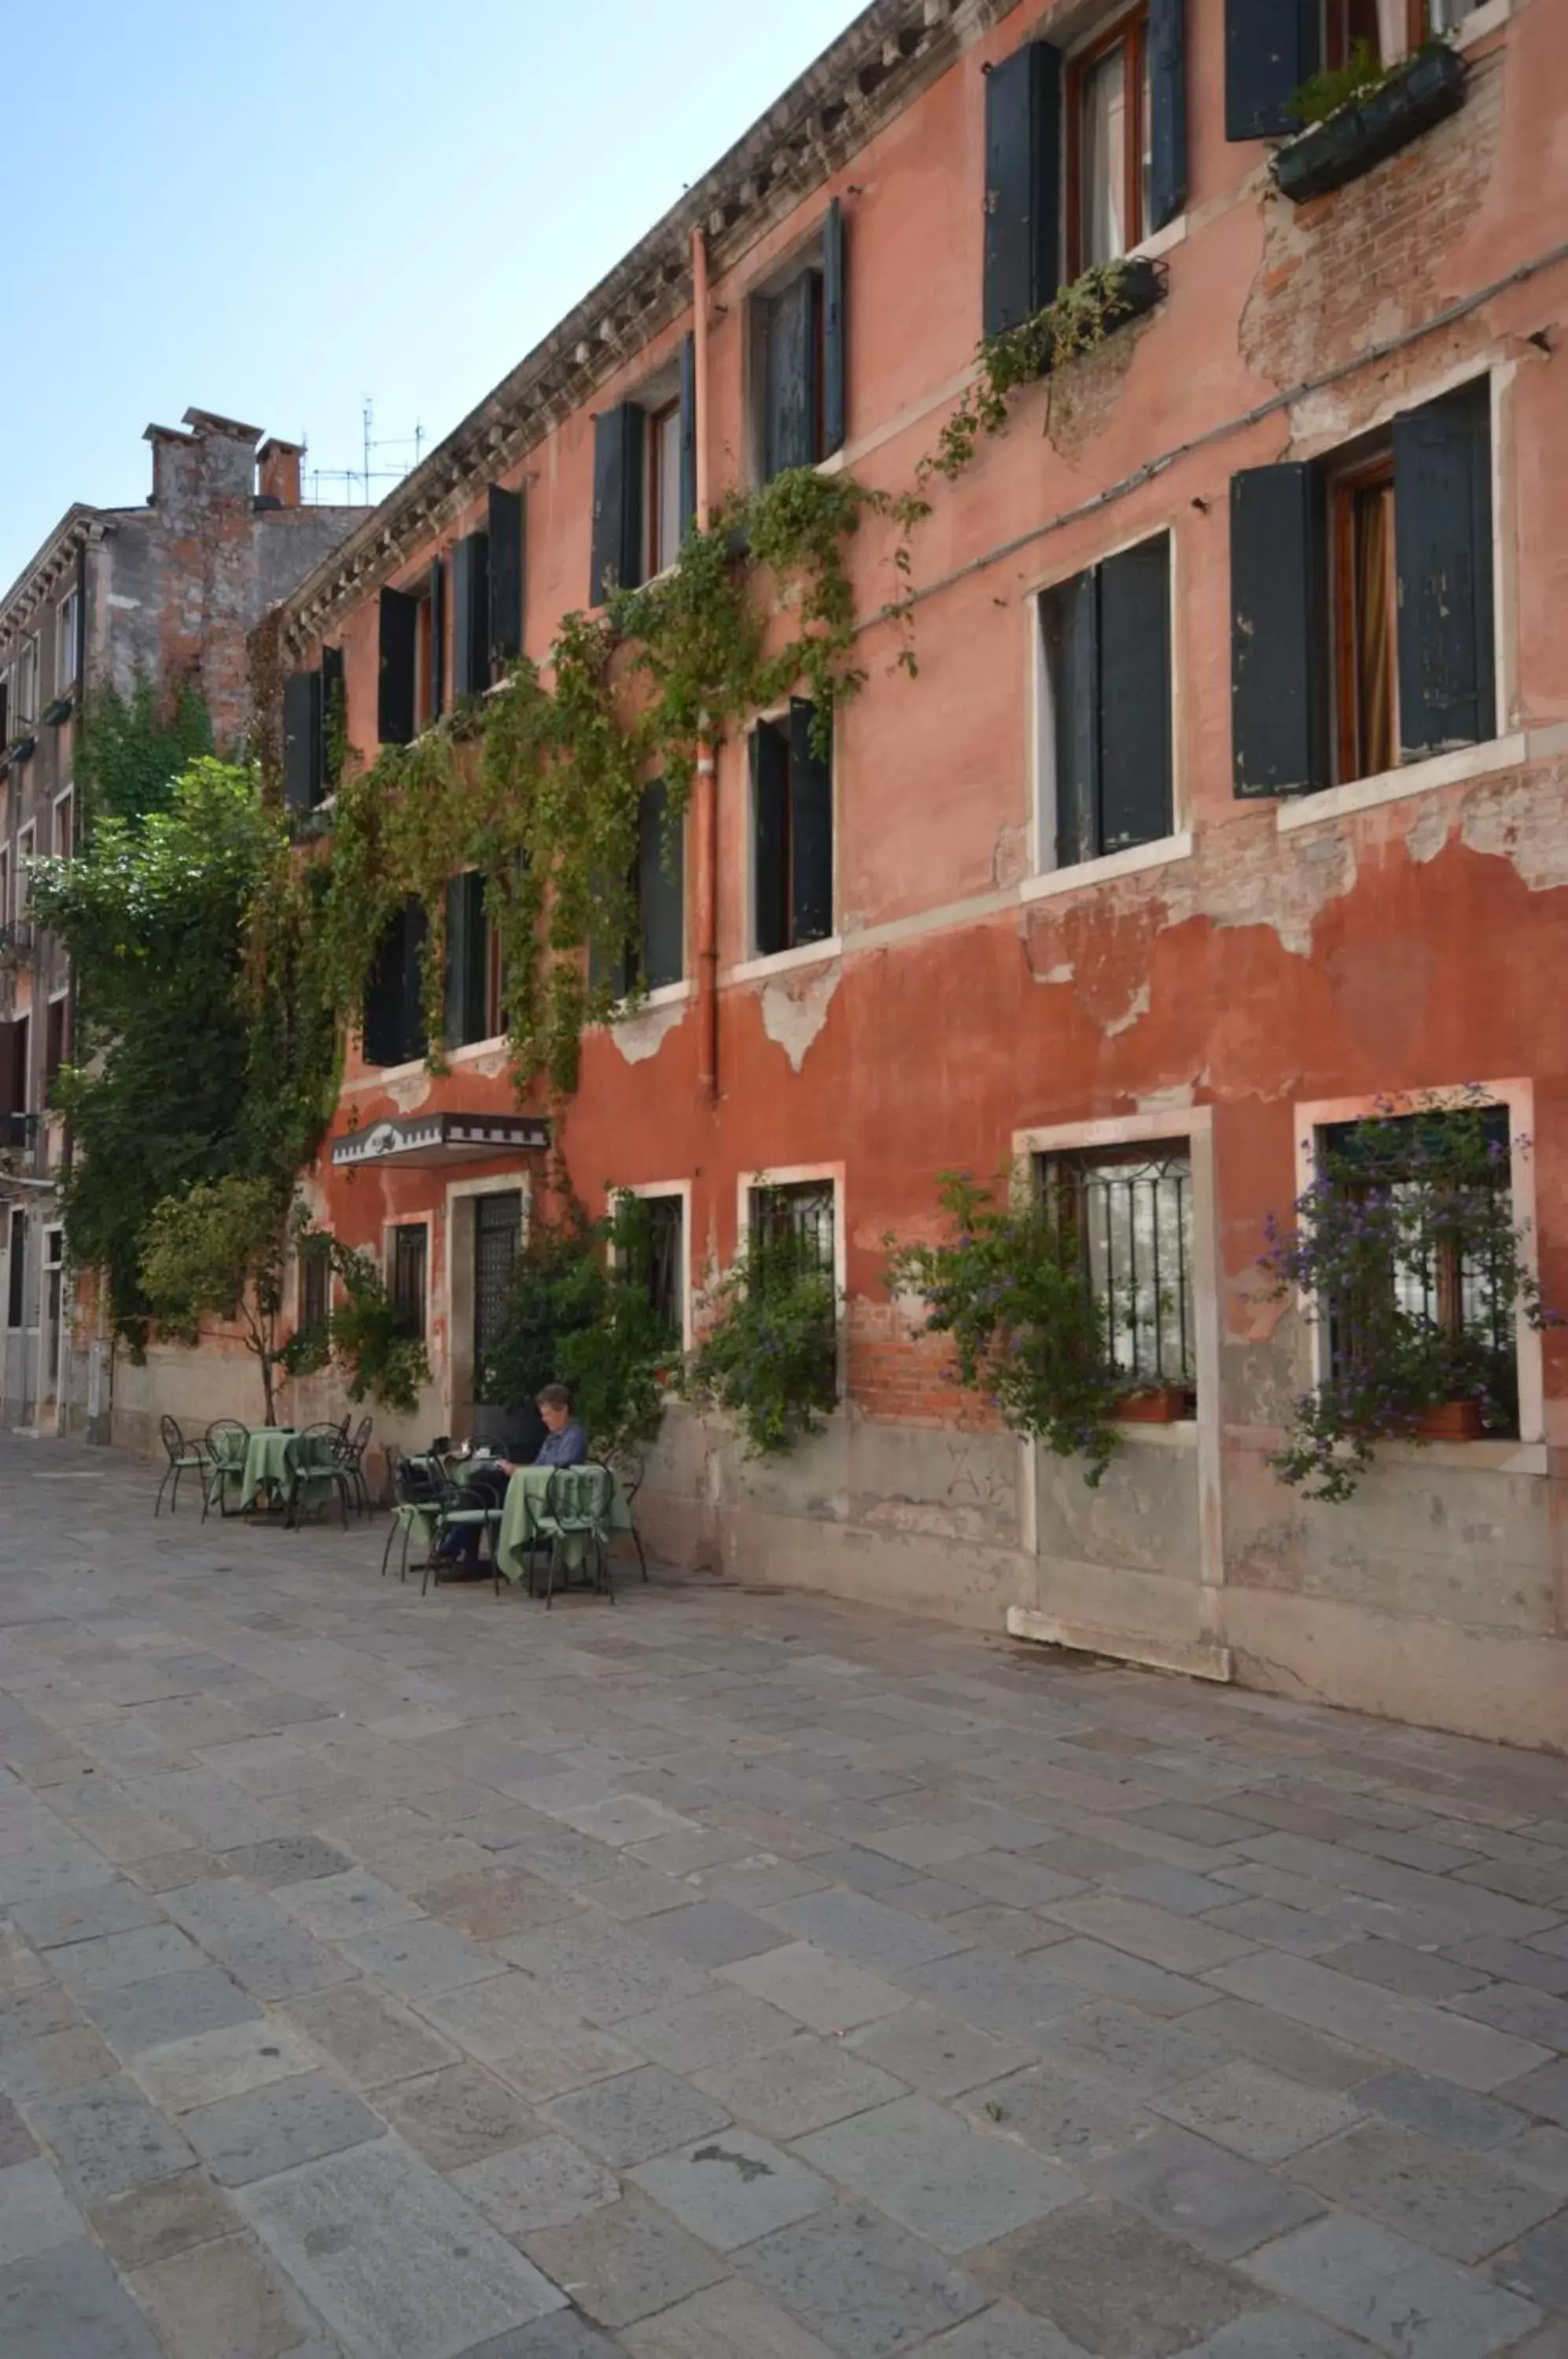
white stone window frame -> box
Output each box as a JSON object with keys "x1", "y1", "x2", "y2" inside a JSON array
[
  {"x1": 51, "y1": 784, "x2": 74, "y2": 862},
  {"x1": 444, "y1": 1172, "x2": 534, "y2": 1438},
  {"x1": 1023, "y1": 519, "x2": 1194, "y2": 900},
  {"x1": 382, "y1": 1212, "x2": 434, "y2": 1349},
  {"x1": 1012, "y1": 1106, "x2": 1222, "y2": 1596},
  {"x1": 732, "y1": 699, "x2": 843, "y2": 980},
  {"x1": 1290, "y1": 1078, "x2": 1547, "y2": 1473},
  {"x1": 734, "y1": 1161, "x2": 848, "y2": 1395}
]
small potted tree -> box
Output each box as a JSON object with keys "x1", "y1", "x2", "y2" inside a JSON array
[{"x1": 1261, "y1": 1097, "x2": 1555, "y2": 1503}]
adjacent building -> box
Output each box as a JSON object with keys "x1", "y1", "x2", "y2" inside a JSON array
[
  {"x1": 137, "y1": 0, "x2": 1566, "y2": 1746},
  {"x1": 0, "y1": 409, "x2": 358, "y2": 1430}
]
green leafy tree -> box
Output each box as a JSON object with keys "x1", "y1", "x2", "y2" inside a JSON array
[
  {"x1": 480, "y1": 1194, "x2": 674, "y2": 1452},
  {"x1": 76, "y1": 674, "x2": 215, "y2": 823},
  {"x1": 27, "y1": 760, "x2": 298, "y2": 1349},
  {"x1": 884, "y1": 1171, "x2": 1126, "y2": 1484},
  {"x1": 139, "y1": 1175, "x2": 296, "y2": 1426},
  {"x1": 685, "y1": 1232, "x2": 840, "y2": 1459}
]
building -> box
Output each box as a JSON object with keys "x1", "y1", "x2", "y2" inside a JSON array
[
  {"x1": 147, "y1": 0, "x2": 1566, "y2": 1747},
  {"x1": 0, "y1": 409, "x2": 359, "y2": 1432}
]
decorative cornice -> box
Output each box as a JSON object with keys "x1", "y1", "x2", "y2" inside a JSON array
[
  {"x1": 279, "y1": 0, "x2": 1019, "y2": 655},
  {"x1": 0, "y1": 513, "x2": 106, "y2": 661}
]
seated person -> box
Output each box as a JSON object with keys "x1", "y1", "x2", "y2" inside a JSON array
[{"x1": 433, "y1": 1385, "x2": 587, "y2": 1569}]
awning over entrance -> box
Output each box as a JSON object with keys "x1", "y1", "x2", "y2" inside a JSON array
[{"x1": 330, "y1": 1113, "x2": 550, "y2": 1171}]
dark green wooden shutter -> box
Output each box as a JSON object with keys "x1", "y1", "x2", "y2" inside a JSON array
[
  {"x1": 637, "y1": 782, "x2": 684, "y2": 990},
  {"x1": 488, "y1": 485, "x2": 524, "y2": 671},
  {"x1": 789, "y1": 698, "x2": 834, "y2": 947},
  {"x1": 452, "y1": 532, "x2": 490, "y2": 698},
  {"x1": 445, "y1": 870, "x2": 489, "y2": 1047},
  {"x1": 1224, "y1": 0, "x2": 1320, "y2": 141},
  {"x1": 678, "y1": 333, "x2": 698, "y2": 547},
  {"x1": 1043, "y1": 569, "x2": 1099, "y2": 867},
  {"x1": 428, "y1": 559, "x2": 445, "y2": 720},
  {"x1": 377, "y1": 588, "x2": 418, "y2": 745},
  {"x1": 984, "y1": 41, "x2": 1062, "y2": 340},
  {"x1": 823, "y1": 198, "x2": 848, "y2": 459},
  {"x1": 399, "y1": 899, "x2": 429, "y2": 1063},
  {"x1": 766, "y1": 275, "x2": 818, "y2": 479},
  {"x1": 1148, "y1": 0, "x2": 1188, "y2": 230},
  {"x1": 282, "y1": 670, "x2": 321, "y2": 811},
  {"x1": 1394, "y1": 377, "x2": 1496, "y2": 759},
  {"x1": 363, "y1": 915, "x2": 403, "y2": 1065},
  {"x1": 0, "y1": 682, "x2": 8, "y2": 749},
  {"x1": 1231, "y1": 462, "x2": 1329, "y2": 797},
  {"x1": 591, "y1": 405, "x2": 643, "y2": 603},
  {"x1": 319, "y1": 645, "x2": 344, "y2": 789},
  {"x1": 753, "y1": 723, "x2": 790, "y2": 958},
  {"x1": 1099, "y1": 537, "x2": 1172, "y2": 852}
]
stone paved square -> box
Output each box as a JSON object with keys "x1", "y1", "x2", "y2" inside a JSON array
[{"x1": 0, "y1": 1433, "x2": 1566, "y2": 2357}]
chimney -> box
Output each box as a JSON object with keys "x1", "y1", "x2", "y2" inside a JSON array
[{"x1": 256, "y1": 437, "x2": 304, "y2": 509}]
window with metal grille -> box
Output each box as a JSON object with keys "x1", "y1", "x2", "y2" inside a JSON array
[
  {"x1": 1320, "y1": 1109, "x2": 1517, "y2": 1426},
  {"x1": 473, "y1": 1191, "x2": 522, "y2": 1404},
  {"x1": 749, "y1": 1180, "x2": 836, "y2": 1285},
  {"x1": 1040, "y1": 1146, "x2": 1195, "y2": 1391},
  {"x1": 638, "y1": 1195, "x2": 684, "y2": 1341},
  {"x1": 299, "y1": 1238, "x2": 331, "y2": 1339},
  {"x1": 389, "y1": 1224, "x2": 428, "y2": 1341},
  {"x1": 6, "y1": 1209, "x2": 24, "y2": 1329}
]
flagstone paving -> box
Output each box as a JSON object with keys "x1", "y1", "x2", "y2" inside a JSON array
[{"x1": 0, "y1": 1429, "x2": 1566, "y2": 2357}]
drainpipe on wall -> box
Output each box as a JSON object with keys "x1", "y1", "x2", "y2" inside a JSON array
[{"x1": 691, "y1": 225, "x2": 720, "y2": 1106}]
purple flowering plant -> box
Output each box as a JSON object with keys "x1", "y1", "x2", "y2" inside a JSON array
[{"x1": 1258, "y1": 1092, "x2": 1555, "y2": 1502}]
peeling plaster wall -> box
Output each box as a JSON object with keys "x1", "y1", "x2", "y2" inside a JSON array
[{"x1": 182, "y1": 0, "x2": 1568, "y2": 1745}]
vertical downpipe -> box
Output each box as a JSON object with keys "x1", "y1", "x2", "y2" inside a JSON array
[{"x1": 691, "y1": 226, "x2": 720, "y2": 1104}]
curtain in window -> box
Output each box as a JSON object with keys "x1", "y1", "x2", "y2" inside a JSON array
[
  {"x1": 1080, "y1": 46, "x2": 1128, "y2": 268},
  {"x1": 1353, "y1": 481, "x2": 1396, "y2": 778}
]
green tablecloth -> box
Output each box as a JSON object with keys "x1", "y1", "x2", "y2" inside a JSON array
[
  {"x1": 493, "y1": 1464, "x2": 632, "y2": 1587},
  {"x1": 204, "y1": 1435, "x2": 250, "y2": 1512},
  {"x1": 238, "y1": 1429, "x2": 336, "y2": 1516}
]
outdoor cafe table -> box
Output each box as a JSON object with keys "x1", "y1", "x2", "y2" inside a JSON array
[
  {"x1": 237, "y1": 1428, "x2": 336, "y2": 1518},
  {"x1": 492, "y1": 1463, "x2": 633, "y2": 1588}
]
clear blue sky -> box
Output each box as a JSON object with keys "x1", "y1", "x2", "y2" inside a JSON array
[{"x1": 1, "y1": 0, "x2": 864, "y2": 592}]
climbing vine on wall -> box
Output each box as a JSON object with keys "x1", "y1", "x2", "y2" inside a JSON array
[{"x1": 290, "y1": 466, "x2": 924, "y2": 1096}]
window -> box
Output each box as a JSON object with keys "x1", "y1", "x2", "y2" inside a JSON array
[
  {"x1": 52, "y1": 789, "x2": 73, "y2": 860},
  {"x1": 298, "y1": 1236, "x2": 331, "y2": 1339},
  {"x1": 451, "y1": 487, "x2": 526, "y2": 696},
  {"x1": 15, "y1": 826, "x2": 33, "y2": 917},
  {"x1": 1042, "y1": 1146, "x2": 1195, "y2": 1397},
  {"x1": 598, "y1": 783, "x2": 686, "y2": 999},
  {"x1": 1227, "y1": 0, "x2": 1471, "y2": 139},
  {"x1": 625, "y1": 1194, "x2": 685, "y2": 1342},
  {"x1": 1231, "y1": 378, "x2": 1495, "y2": 797},
  {"x1": 985, "y1": 25, "x2": 1184, "y2": 338},
  {"x1": 55, "y1": 590, "x2": 79, "y2": 691},
  {"x1": 10, "y1": 637, "x2": 38, "y2": 731},
  {"x1": 751, "y1": 702, "x2": 833, "y2": 959},
  {"x1": 750, "y1": 202, "x2": 847, "y2": 485},
  {"x1": 1325, "y1": 0, "x2": 1434, "y2": 68},
  {"x1": 1040, "y1": 532, "x2": 1173, "y2": 867},
  {"x1": 1318, "y1": 1108, "x2": 1519, "y2": 1432},
  {"x1": 750, "y1": 1180, "x2": 836, "y2": 1280},
  {"x1": 1069, "y1": 9, "x2": 1150, "y2": 272},
  {"x1": 2, "y1": 1013, "x2": 30, "y2": 1118},
  {"x1": 590, "y1": 356, "x2": 695, "y2": 605},
  {"x1": 0, "y1": 848, "x2": 9, "y2": 927},
  {"x1": 6, "y1": 1210, "x2": 24, "y2": 1328},
  {"x1": 389, "y1": 1224, "x2": 429, "y2": 1341},
  {"x1": 363, "y1": 900, "x2": 428, "y2": 1068},
  {"x1": 44, "y1": 996, "x2": 68, "y2": 1093},
  {"x1": 445, "y1": 870, "x2": 499, "y2": 1048},
  {"x1": 44, "y1": 1227, "x2": 62, "y2": 1338},
  {"x1": 647, "y1": 401, "x2": 683, "y2": 580}
]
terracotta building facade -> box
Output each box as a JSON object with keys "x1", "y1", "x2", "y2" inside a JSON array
[
  {"x1": 131, "y1": 0, "x2": 1566, "y2": 1747},
  {"x1": 0, "y1": 410, "x2": 359, "y2": 1432}
]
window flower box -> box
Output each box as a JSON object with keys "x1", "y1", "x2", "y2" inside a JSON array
[
  {"x1": 1115, "y1": 1382, "x2": 1192, "y2": 1425},
  {"x1": 1272, "y1": 46, "x2": 1467, "y2": 205},
  {"x1": 1412, "y1": 1398, "x2": 1485, "y2": 1441}
]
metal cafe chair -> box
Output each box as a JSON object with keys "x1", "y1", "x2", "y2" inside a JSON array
[
  {"x1": 202, "y1": 1419, "x2": 250, "y2": 1521},
  {"x1": 421, "y1": 1473, "x2": 505, "y2": 1599},
  {"x1": 534, "y1": 1463, "x2": 617, "y2": 1609},
  {"x1": 336, "y1": 1415, "x2": 374, "y2": 1516},
  {"x1": 283, "y1": 1427, "x2": 355, "y2": 1531},
  {"x1": 596, "y1": 1441, "x2": 650, "y2": 1583},
  {"x1": 381, "y1": 1452, "x2": 445, "y2": 1582},
  {"x1": 155, "y1": 1415, "x2": 208, "y2": 1518}
]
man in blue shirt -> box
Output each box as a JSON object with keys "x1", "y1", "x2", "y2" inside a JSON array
[{"x1": 433, "y1": 1385, "x2": 587, "y2": 1571}]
